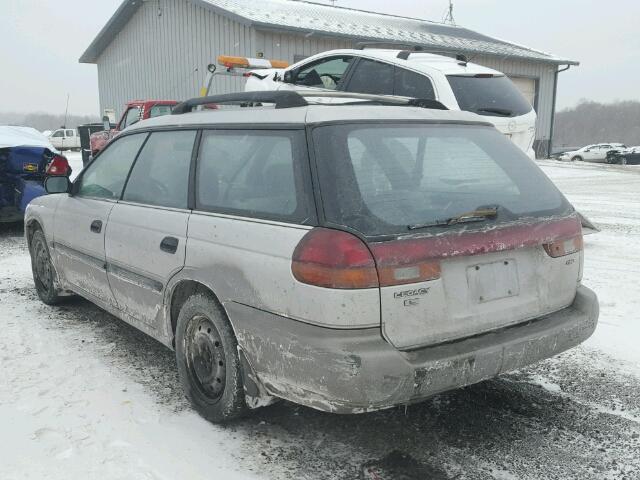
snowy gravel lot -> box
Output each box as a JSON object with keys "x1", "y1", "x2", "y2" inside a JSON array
[{"x1": 1, "y1": 155, "x2": 639, "y2": 480}]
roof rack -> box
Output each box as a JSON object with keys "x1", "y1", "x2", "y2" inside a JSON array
[
  {"x1": 356, "y1": 41, "x2": 425, "y2": 51},
  {"x1": 397, "y1": 50, "x2": 469, "y2": 64},
  {"x1": 172, "y1": 91, "x2": 308, "y2": 114},
  {"x1": 172, "y1": 91, "x2": 448, "y2": 115}
]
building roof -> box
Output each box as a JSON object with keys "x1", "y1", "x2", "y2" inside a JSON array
[{"x1": 80, "y1": 0, "x2": 579, "y2": 66}]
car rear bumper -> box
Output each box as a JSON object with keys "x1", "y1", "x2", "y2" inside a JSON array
[{"x1": 229, "y1": 285, "x2": 598, "y2": 414}]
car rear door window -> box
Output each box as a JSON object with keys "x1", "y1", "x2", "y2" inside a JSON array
[
  {"x1": 345, "y1": 58, "x2": 394, "y2": 95},
  {"x1": 394, "y1": 68, "x2": 436, "y2": 99},
  {"x1": 196, "y1": 130, "x2": 309, "y2": 222},
  {"x1": 122, "y1": 130, "x2": 196, "y2": 209},
  {"x1": 149, "y1": 105, "x2": 173, "y2": 118},
  {"x1": 76, "y1": 133, "x2": 147, "y2": 200}
]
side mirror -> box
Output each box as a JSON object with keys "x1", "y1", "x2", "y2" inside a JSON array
[
  {"x1": 283, "y1": 70, "x2": 295, "y2": 83},
  {"x1": 44, "y1": 176, "x2": 72, "y2": 194},
  {"x1": 102, "y1": 115, "x2": 111, "y2": 131}
]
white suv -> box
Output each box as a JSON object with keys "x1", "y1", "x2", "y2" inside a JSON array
[
  {"x1": 28, "y1": 91, "x2": 598, "y2": 422},
  {"x1": 246, "y1": 48, "x2": 537, "y2": 157}
]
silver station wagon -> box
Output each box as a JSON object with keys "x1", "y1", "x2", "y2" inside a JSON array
[{"x1": 26, "y1": 91, "x2": 599, "y2": 422}]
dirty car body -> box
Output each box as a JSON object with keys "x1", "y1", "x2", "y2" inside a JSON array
[{"x1": 25, "y1": 93, "x2": 598, "y2": 419}]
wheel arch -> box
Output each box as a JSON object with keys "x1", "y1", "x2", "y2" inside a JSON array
[
  {"x1": 25, "y1": 218, "x2": 44, "y2": 250},
  {"x1": 167, "y1": 278, "x2": 231, "y2": 348}
]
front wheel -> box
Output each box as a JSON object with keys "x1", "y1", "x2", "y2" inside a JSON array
[
  {"x1": 30, "y1": 230, "x2": 63, "y2": 305},
  {"x1": 572, "y1": 155, "x2": 583, "y2": 162},
  {"x1": 175, "y1": 292, "x2": 248, "y2": 423}
]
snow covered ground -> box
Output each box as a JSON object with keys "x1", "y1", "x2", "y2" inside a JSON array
[{"x1": 1, "y1": 158, "x2": 639, "y2": 480}]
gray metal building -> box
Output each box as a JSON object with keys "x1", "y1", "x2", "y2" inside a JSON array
[{"x1": 80, "y1": 0, "x2": 578, "y2": 157}]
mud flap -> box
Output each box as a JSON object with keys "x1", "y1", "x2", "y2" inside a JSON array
[{"x1": 237, "y1": 346, "x2": 278, "y2": 409}]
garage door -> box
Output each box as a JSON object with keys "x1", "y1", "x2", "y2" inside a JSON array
[{"x1": 508, "y1": 76, "x2": 537, "y2": 109}]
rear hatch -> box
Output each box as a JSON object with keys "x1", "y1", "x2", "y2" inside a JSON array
[
  {"x1": 447, "y1": 74, "x2": 536, "y2": 154},
  {"x1": 312, "y1": 122, "x2": 582, "y2": 350}
]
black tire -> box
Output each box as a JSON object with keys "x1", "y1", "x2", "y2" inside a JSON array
[
  {"x1": 175, "y1": 292, "x2": 248, "y2": 423},
  {"x1": 572, "y1": 155, "x2": 583, "y2": 162},
  {"x1": 30, "y1": 229, "x2": 63, "y2": 305}
]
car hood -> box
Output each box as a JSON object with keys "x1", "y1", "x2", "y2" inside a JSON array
[{"x1": 0, "y1": 126, "x2": 58, "y2": 151}]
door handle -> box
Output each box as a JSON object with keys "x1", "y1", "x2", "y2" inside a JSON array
[
  {"x1": 90, "y1": 220, "x2": 102, "y2": 233},
  {"x1": 160, "y1": 236, "x2": 179, "y2": 254}
]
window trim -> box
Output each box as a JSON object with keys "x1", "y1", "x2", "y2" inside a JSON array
[{"x1": 193, "y1": 127, "x2": 317, "y2": 226}]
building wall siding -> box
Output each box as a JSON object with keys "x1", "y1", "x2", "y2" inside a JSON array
[{"x1": 96, "y1": 0, "x2": 254, "y2": 119}]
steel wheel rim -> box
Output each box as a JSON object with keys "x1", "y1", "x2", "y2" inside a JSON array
[
  {"x1": 34, "y1": 241, "x2": 53, "y2": 294},
  {"x1": 184, "y1": 314, "x2": 226, "y2": 402}
]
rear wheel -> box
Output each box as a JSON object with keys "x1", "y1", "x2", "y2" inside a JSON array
[
  {"x1": 30, "y1": 230, "x2": 63, "y2": 305},
  {"x1": 175, "y1": 292, "x2": 248, "y2": 423}
]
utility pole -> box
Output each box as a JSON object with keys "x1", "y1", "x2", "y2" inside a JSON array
[
  {"x1": 443, "y1": 0, "x2": 456, "y2": 25},
  {"x1": 63, "y1": 93, "x2": 70, "y2": 128}
]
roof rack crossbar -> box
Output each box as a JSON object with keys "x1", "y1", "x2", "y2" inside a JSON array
[
  {"x1": 172, "y1": 91, "x2": 308, "y2": 114},
  {"x1": 356, "y1": 41, "x2": 425, "y2": 51}
]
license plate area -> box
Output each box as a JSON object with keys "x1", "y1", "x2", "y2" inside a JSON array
[{"x1": 467, "y1": 259, "x2": 519, "y2": 303}]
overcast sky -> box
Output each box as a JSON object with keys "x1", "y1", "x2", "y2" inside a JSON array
[{"x1": 1, "y1": 0, "x2": 638, "y2": 115}]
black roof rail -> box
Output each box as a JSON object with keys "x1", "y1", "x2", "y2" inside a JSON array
[
  {"x1": 172, "y1": 91, "x2": 308, "y2": 114},
  {"x1": 356, "y1": 41, "x2": 425, "y2": 51},
  {"x1": 172, "y1": 91, "x2": 448, "y2": 114},
  {"x1": 396, "y1": 49, "x2": 470, "y2": 65}
]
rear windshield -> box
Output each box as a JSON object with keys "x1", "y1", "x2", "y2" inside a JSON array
[
  {"x1": 313, "y1": 123, "x2": 571, "y2": 236},
  {"x1": 447, "y1": 75, "x2": 532, "y2": 117}
]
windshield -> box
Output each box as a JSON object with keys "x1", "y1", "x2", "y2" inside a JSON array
[
  {"x1": 447, "y1": 75, "x2": 533, "y2": 117},
  {"x1": 313, "y1": 123, "x2": 571, "y2": 236}
]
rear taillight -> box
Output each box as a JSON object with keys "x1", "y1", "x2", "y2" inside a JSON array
[
  {"x1": 46, "y1": 154, "x2": 70, "y2": 176},
  {"x1": 291, "y1": 228, "x2": 378, "y2": 289},
  {"x1": 370, "y1": 242, "x2": 441, "y2": 287},
  {"x1": 542, "y1": 217, "x2": 583, "y2": 257},
  {"x1": 292, "y1": 215, "x2": 582, "y2": 289}
]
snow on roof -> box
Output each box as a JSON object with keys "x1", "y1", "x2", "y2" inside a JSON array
[{"x1": 80, "y1": 0, "x2": 578, "y2": 66}]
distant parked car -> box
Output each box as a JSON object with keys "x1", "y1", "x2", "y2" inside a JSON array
[
  {"x1": 560, "y1": 143, "x2": 626, "y2": 163},
  {"x1": 245, "y1": 47, "x2": 538, "y2": 158},
  {"x1": 27, "y1": 90, "x2": 598, "y2": 423},
  {"x1": 607, "y1": 146, "x2": 640, "y2": 165},
  {"x1": 89, "y1": 99, "x2": 178, "y2": 159},
  {"x1": 0, "y1": 126, "x2": 71, "y2": 223},
  {"x1": 48, "y1": 128, "x2": 81, "y2": 151}
]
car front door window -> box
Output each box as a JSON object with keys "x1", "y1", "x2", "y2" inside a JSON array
[
  {"x1": 294, "y1": 56, "x2": 353, "y2": 90},
  {"x1": 122, "y1": 107, "x2": 141, "y2": 129},
  {"x1": 76, "y1": 133, "x2": 147, "y2": 200}
]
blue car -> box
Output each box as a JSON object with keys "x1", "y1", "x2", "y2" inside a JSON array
[{"x1": 0, "y1": 126, "x2": 71, "y2": 223}]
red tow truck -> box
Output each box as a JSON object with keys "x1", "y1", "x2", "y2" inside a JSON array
[{"x1": 89, "y1": 99, "x2": 178, "y2": 160}]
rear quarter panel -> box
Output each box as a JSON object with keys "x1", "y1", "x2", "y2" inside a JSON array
[{"x1": 174, "y1": 212, "x2": 380, "y2": 329}]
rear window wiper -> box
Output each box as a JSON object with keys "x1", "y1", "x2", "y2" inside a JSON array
[
  {"x1": 476, "y1": 107, "x2": 513, "y2": 117},
  {"x1": 407, "y1": 206, "x2": 499, "y2": 230}
]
